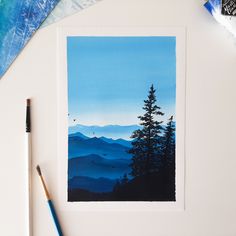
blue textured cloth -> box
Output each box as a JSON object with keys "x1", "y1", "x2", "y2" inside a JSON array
[
  {"x1": 204, "y1": 0, "x2": 221, "y2": 15},
  {"x1": 0, "y1": 0, "x2": 60, "y2": 78}
]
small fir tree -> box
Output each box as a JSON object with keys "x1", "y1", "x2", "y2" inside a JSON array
[
  {"x1": 121, "y1": 173, "x2": 129, "y2": 185},
  {"x1": 162, "y1": 115, "x2": 175, "y2": 167}
]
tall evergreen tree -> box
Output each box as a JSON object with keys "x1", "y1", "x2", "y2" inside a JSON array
[{"x1": 129, "y1": 84, "x2": 164, "y2": 177}]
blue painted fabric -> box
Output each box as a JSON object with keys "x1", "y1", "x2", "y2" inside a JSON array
[{"x1": 0, "y1": 0, "x2": 60, "y2": 78}]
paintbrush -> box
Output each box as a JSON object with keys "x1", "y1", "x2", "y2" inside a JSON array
[
  {"x1": 26, "y1": 99, "x2": 32, "y2": 236},
  {"x1": 36, "y1": 165, "x2": 63, "y2": 236}
]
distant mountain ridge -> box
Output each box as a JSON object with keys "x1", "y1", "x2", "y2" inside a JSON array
[
  {"x1": 69, "y1": 132, "x2": 89, "y2": 139},
  {"x1": 69, "y1": 124, "x2": 140, "y2": 140},
  {"x1": 69, "y1": 132, "x2": 132, "y2": 148},
  {"x1": 99, "y1": 136, "x2": 132, "y2": 148},
  {"x1": 69, "y1": 134, "x2": 132, "y2": 160}
]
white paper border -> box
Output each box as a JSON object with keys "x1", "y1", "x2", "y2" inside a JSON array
[{"x1": 57, "y1": 27, "x2": 186, "y2": 211}]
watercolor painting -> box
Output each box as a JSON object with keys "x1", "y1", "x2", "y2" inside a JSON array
[
  {"x1": 0, "y1": 0, "x2": 60, "y2": 78},
  {"x1": 67, "y1": 36, "x2": 176, "y2": 201}
]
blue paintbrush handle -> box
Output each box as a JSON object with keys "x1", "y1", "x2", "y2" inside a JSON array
[{"x1": 47, "y1": 200, "x2": 63, "y2": 236}]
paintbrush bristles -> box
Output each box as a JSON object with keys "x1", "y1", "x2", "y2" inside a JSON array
[
  {"x1": 36, "y1": 165, "x2": 50, "y2": 200},
  {"x1": 27, "y1": 99, "x2": 31, "y2": 106},
  {"x1": 36, "y1": 165, "x2": 42, "y2": 176}
]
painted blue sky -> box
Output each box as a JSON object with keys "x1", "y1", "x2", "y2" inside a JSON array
[{"x1": 67, "y1": 36, "x2": 176, "y2": 126}]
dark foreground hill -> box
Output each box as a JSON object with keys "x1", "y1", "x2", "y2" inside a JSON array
[{"x1": 68, "y1": 170, "x2": 175, "y2": 202}]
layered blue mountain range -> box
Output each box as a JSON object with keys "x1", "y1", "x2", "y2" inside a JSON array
[
  {"x1": 68, "y1": 154, "x2": 131, "y2": 179},
  {"x1": 70, "y1": 131, "x2": 132, "y2": 147},
  {"x1": 68, "y1": 123, "x2": 175, "y2": 193},
  {"x1": 68, "y1": 130, "x2": 133, "y2": 192},
  {"x1": 69, "y1": 133, "x2": 132, "y2": 160},
  {"x1": 99, "y1": 136, "x2": 132, "y2": 148},
  {"x1": 68, "y1": 124, "x2": 140, "y2": 140}
]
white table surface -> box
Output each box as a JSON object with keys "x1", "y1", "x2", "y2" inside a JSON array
[{"x1": 0, "y1": 0, "x2": 236, "y2": 235}]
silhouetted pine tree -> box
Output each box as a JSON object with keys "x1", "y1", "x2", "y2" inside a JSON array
[
  {"x1": 162, "y1": 115, "x2": 175, "y2": 167},
  {"x1": 129, "y1": 84, "x2": 164, "y2": 177},
  {"x1": 160, "y1": 115, "x2": 176, "y2": 200},
  {"x1": 113, "y1": 179, "x2": 121, "y2": 192},
  {"x1": 129, "y1": 130, "x2": 146, "y2": 177},
  {"x1": 121, "y1": 174, "x2": 129, "y2": 185}
]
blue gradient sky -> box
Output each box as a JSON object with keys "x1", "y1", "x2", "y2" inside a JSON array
[{"x1": 67, "y1": 36, "x2": 176, "y2": 126}]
